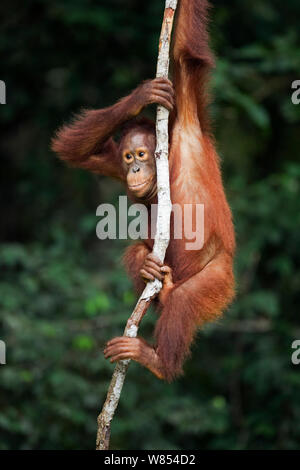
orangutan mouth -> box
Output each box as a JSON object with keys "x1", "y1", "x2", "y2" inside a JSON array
[{"x1": 128, "y1": 176, "x2": 154, "y2": 191}]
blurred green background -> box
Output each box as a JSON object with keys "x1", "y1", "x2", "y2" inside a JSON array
[{"x1": 1, "y1": 0, "x2": 300, "y2": 450}]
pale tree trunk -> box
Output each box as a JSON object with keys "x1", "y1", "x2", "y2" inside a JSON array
[{"x1": 96, "y1": 0, "x2": 178, "y2": 451}]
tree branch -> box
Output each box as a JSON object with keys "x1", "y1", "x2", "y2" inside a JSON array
[{"x1": 96, "y1": 0, "x2": 178, "y2": 451}]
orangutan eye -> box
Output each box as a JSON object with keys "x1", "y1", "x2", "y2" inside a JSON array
[
  {"x1": 139, "y1": 152, "x2": 145, "y2": 157},
  {"x1": 125, "y1": 154, "x2": 132, "y2": 160}
]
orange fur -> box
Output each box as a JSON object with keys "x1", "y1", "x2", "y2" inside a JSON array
[
  {"x1": 52, "y1": 0, "x2": 235, "y2": 382},
  {"x1": 151, "y1": 0, "x2": 235, "y2": 380}
]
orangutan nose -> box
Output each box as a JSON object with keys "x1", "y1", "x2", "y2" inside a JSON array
[{"x1": 132, "y1": 165, "x2": 140, "y2": 173}]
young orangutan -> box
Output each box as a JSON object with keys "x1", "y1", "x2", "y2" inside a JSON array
[{"x1": 52, "y1": 0, "x2": 235, "y2": 382}]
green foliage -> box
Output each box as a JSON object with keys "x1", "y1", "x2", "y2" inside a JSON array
[{"x1": 1, "y1": 0, "x2": 300, "y2": 450}]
